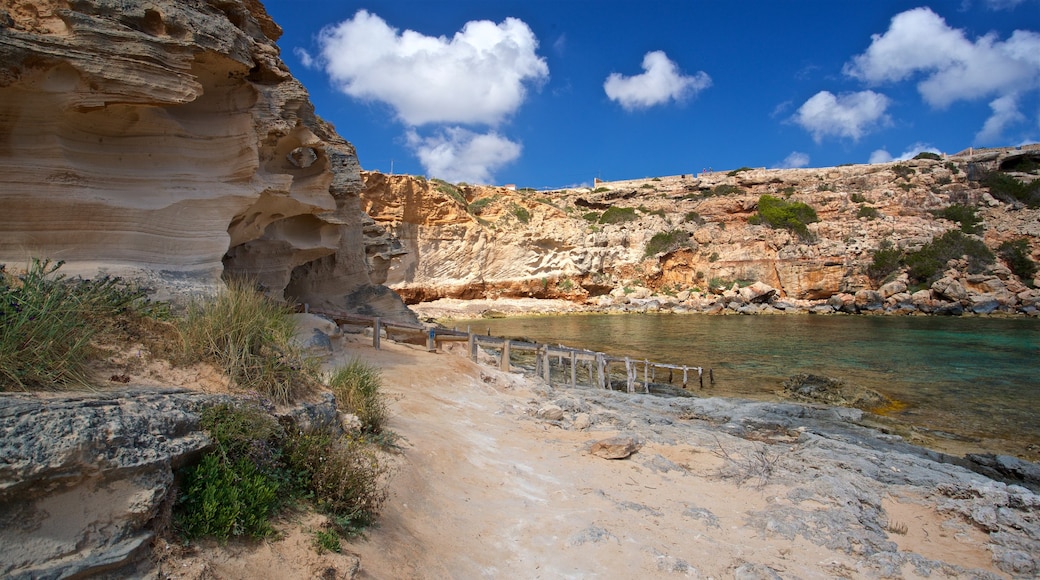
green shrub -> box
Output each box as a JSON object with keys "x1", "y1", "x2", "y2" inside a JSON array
[
  {"x1": 582, "y1": 211, "x2": 602, "y2": 222},
  {"x1": 945, "y1": 161, "x2": 959, "y2": 174},
  {"x1": 711, "y1": 184, "x2": 745, "y2": 196},
  {"x1": 313, "y1": 528, "x2": 342, "y2": 554},
  {"x1": 932, "y1": 204, "x2": 983, "y2": 234},
  {"x1": 708, "y1": 252, "x2": 719, "y2": 262},
  {"x1": 598, "y1": 206, "x2": 638, "y2": 224},
  {"x1": 683, "y1": 211, "x2": 705, "y2": 224},
  {"x1": 857, "y1": 206, "x2": 881, "y2": 220},
  {"x1": 178, "y1": 279, "x2": 314, "y2": 404},
  {"x1": 175, "y1": 403, "x2": 286, "y2": 542},
  {"x1": 509, "y1": 203, "x2": 531, "y2": 224},
  {"x1": 982, "y1": 172, "x2": 1040, "y2": 208},
  {"x1": 593, "y1": 186, "x2": 610, "y2": 193},
  {"x1": 867, "y1": 241, "x2": 903, "y2": 282},
  {"x1": 176, "y1": 453, "x2": 280, "y2": 541},
  {"x1": 638, "y1": 205, "x2": 666, "y2": 218},
  {"x1": 850, "y1": 193, "x2": 867, "y2": 203},
  {"x1": 892, "y1": 164, "x2": 916, "y2": 180},
  {"x1": 283, "y1": 428, "x2": 391, "y2": 536},
  {"x1": 329, "y1": 358, "x2": 388, "y2": 434},
  {"x1": 780, "y1": 186, "x2": 797, "y2": 197},
  {"x1": 432, "y1": 179, "x2": 467, "y2": 205},
  {"x1": 997, "y1": 238, "x2": 1037, "y2": 285},
  {"x1": 0, "y1": 258, "x2": 153, "y2": 390},
  {"x1": 727, "y1": 167, "x2": 753, "y2": 176},
  {"x1": 644, "y1": 230, "x2": 691, "y2": 257},
  {"x1": 905, "y1": 230, "x2": 994, "y2": 284},
  {"x1": 750, "y1": 194, "x2": 819, "y2": 241},
  {"x1": 914, "y1": 151, "x2": 942, "y2": 161},
  {"x1": 467, "y1": 196, "x2": 495, "y2": 215}
]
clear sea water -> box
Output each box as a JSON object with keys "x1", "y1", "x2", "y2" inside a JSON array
[{"x1": 448, "y1": 313, "x2": 1040, "y2": 458}]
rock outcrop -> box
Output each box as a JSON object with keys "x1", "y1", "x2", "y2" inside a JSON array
[
  {"x1": 0, "y1": 389, "x2": 220, "y2": 578},
  {"x1": 359, "y1": 152, "x2": 1039, "y2": 316},
  {"x1": 0, "y1": 0, "x2": 410, "y2": 319}
]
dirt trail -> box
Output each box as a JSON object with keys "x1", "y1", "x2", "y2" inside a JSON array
[{"x1": 331, "y1": 338, "x2": 1003, "y2": 579}]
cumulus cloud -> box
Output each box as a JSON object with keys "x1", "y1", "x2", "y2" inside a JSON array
[
  {"x1": 775, "y1": 152, "x2": 810, "y2": 169},
  {"x1": 869, "y1": 142, "x2": 941, "y2": 164},
  {"x1": 604, "y1": 51, "x2": 712, "y2": 110},
  {"x1": 407, "y1": 128, "x2": 522, "y2": 184},
  {"x1": 311, "y1": 10, "x2": 548, "y2": 126},
  {"x1": 843, "y1": 7, "x2": 1040, "y2": 141},
  {"x1": 792, "y1": 90, "x2": 891, "y2": 142}
]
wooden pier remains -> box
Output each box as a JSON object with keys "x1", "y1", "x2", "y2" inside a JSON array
[{"x1": 306, "y1": 308, "x2": 709, "y2": 393}]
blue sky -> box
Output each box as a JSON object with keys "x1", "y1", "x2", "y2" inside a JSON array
[{"x1": 263, "y1": 0, "x2": 1040, "y2": 189}]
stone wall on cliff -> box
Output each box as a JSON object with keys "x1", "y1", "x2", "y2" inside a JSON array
[
  {"x1": 0, "y1": 0, "x2": 410, "y2": 319},
  {"x1": 359, "y1": 155, "x2": 1039, "y2": 310}
]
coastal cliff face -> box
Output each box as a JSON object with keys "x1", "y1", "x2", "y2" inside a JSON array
[
  {"x1": 360, "y1": 150, "x2": 1040, "y2": 314},
  {"x1": 0, "y1": 0, "x2": 407, "y2": 317}
]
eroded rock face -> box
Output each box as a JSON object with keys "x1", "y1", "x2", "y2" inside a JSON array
[
  {"x1": 360, "y1": 152, "x2": 1039, "y2": 313},
  {"x1": 0, "y1": 0, "x2": 406, "y2": 318}
]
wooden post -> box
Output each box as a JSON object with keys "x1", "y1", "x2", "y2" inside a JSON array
[
  {"x1": 500, "y1": 340, "x2": 511, "y2": 372},
  {"x1": 682, "y1": 366, "x2": 688, "y2": 389},
  {"x1": 625, "y1": 357, "x2": 634, "y2": 393},
  {"x1": 373, "y1": 317, "x2": 381, "y2": 350},
  {"x1": 570, "y1": 351, "x2": 577, "y2": 388},
  {"x1": 597, "y1": 354, "x2": 606, "y2": 389},
  {"x1": 426, "y1": 327, "x2": 436, "y2": 352},
  {"x1": 699, "y1": 367, "x2": 704, "y2": 389},
  {"x1": 709, "y1": 368, "x2": 715, "y2": 386},
  {"x1": 542, "y1": 349, "x2": 551, "y2": 384},
  {"x1": 644, "y1": 360, "x2": 650, "y2": 394},
  {"x1": 535, "y1": 346, "x2": 543, "y2": 378},
  {"x1": 467, "y1": 330, "x2": 476, "y2": 362}
]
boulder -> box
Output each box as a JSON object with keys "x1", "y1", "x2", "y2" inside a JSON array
[
  {"x1": 932, "y1": 277, "x2": 969, "y2": 302},
  {"x1": 878, "y1": 280, "x2": 907, "y2": 298},
  {"x1": 853, "y1": 289, "x2": 883, "y2": 311},
  {"x1": 779, "y1": 374, "x2": 891, "y2": 410},
  {"x1": 738, "y1": 281, "x2": 777, "y2": 304},
  {"x1": 588, "y1": 435, "x2": 642, "y2": 459}
]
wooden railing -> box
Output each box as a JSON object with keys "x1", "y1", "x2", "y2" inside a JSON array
[{"x1": 306, "y1": 307, "x2": 711, "y2": 393}]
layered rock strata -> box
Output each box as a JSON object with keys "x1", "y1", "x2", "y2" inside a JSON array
[
  {"x1": 0, "y1": 0, "x2": 409, "y2": 319},
  {"x1": 359, "y1": 150, "x2": 1039, "y2": 315}
]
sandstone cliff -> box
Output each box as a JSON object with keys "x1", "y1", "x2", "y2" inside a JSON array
[
  {"x1": 360, "y1": 148, "x2": 1040, "y2": 315},
  {"x1": 0, "y1": 0, "x2": 409, "y2": 319}
]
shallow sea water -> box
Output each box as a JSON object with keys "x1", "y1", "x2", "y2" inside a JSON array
[{"x1": 448, "y1": 313, "x2": 1040, "y2": 458}]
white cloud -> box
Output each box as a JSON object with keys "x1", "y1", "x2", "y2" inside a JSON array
[
  {"x1": 311, "y1": 10, "x2": 548, "y2": 126},
  {"x1": 775, "y1": 152, "x2": 810, "y2": 169},
  {"x1": 604, "y1": 51, "x2": 711, "y2": 110},
  {"x1": 407, "y1": 128, "x2": 521, "y2": 184},
  {"x1": 792, "y1": 90, "x2": 891, "y2": 142},
  {"x1": 976, "y1": 94, "x2": 1027, "y2": 143},
  {"x1": 869, "y1": 150, "x2": 894, "y2": 164},
  {"x1": 293, "y1": 47, "x2": 314, "y2": 69},
  {"x1": 869, "y1": 142, "x2": 941, "y2": 164},
  {"x1": 844, "y1": 7, "x2": 1040, "y2": 110}
]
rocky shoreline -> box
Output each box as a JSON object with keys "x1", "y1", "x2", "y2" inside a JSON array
[{"x1": 412, "y1": 266, "x2": 1040, "y2": 321}]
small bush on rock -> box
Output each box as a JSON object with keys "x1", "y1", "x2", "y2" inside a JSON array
[
  {"x1": 998, "y1": 238, "x2": 1037, "y2": 286},
  {"x1": 644, "y1": 230, "x2": 691, "y2": 257},
  {"x1": 748, "y1": 195, "x2": 819, "y2": 241},
  {"x1": 905, "y1": 230, "x2": 994, "y2": 284},
  {"x1": 982, "y1": 171, "x2": 1040, "y2": 208},
  {"x1": 932, "y1": 204, "x2": 983, "y2": 234},
  {"x1": 598, "y1": 206, "x2": 638, "y2": 224}
]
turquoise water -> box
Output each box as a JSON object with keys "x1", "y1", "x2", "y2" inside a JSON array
[{"x1": 449, "y1": 314, "x2": 1040, "y2": 457}]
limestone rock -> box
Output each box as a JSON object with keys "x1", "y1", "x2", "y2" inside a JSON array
[
  {"x1": 588, "y1": 435, "x2": 641, "y2": 459},
  {"x1": 0, "y1": 389, "x2": 222, "y2": 579},
  {"x1": 0, "y1": 0, "x2": 410, "y2": 320}
]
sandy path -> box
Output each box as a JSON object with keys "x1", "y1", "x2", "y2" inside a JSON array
[{"x1": 331, "y1": 338, "x2": 1002, "y2": 579}]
